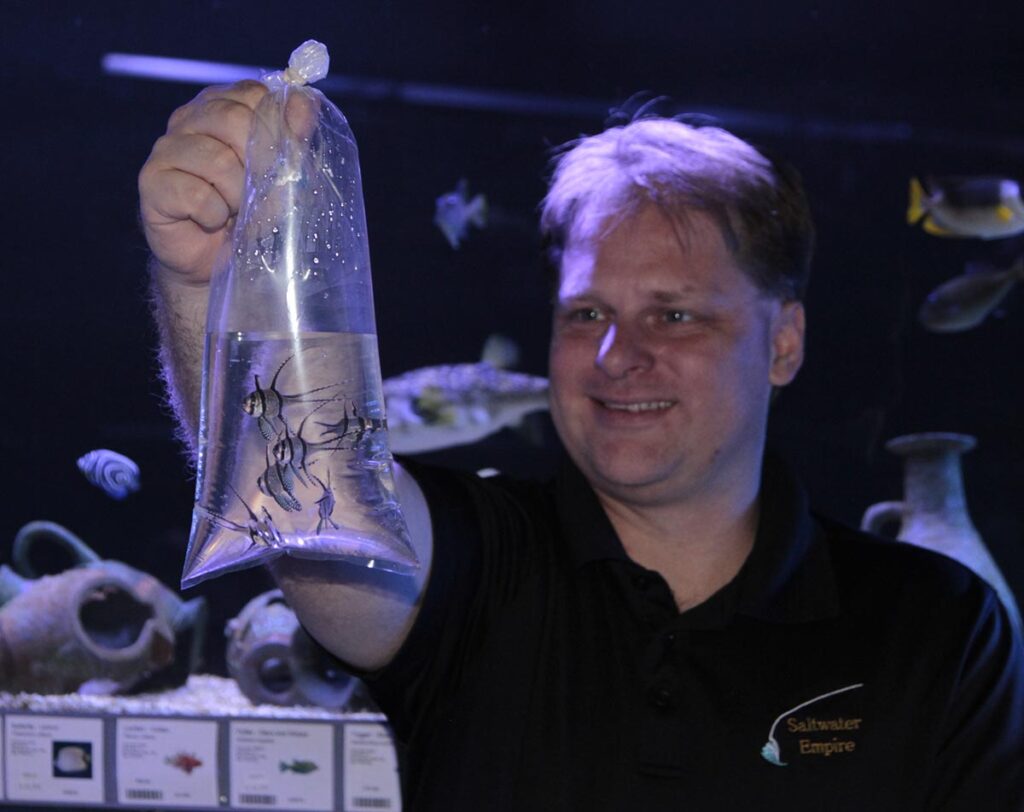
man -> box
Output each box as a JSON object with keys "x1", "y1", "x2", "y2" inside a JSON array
[{"x1": 140, "y1": 81, "x2": 1023, "y2": 810}]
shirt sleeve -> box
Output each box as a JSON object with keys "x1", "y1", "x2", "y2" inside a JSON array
[
  {"x1": 926, "y1": 588, "x2": 1024, "y2": 810},
  {"x1": 358, "y1": 460, "x2": 553, "y2": 742}
]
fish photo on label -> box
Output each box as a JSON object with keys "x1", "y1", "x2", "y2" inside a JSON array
[
  {"x1": 53, "y1": 742, "x2": 92, "y2": 778},
  {"x1": 165, "y1": 751, "x2": 203, "y2": 774},
  {"x1": 280, "y1": 759, "x2": 319, "y2": 774}
]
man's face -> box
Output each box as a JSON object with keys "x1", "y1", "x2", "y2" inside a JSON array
[{"x1": 548, "y1": 202, "x2": 804, "y2": 509}]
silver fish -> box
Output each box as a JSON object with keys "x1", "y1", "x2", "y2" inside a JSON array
[
  {"x1": 312, "y1": 472, "x2": 340, "y2": 533},
  {"x1": 316, "y1": 401, "x2": 387, "y2": 447},
  {"x1": 242, "y1": 354, "x2": 345, "y2": 441},
  {"x1": 258, "y1": 446, "x2": 302, "y2": 512},
  {"x1": 918, "y1": 258, "x2": 1023, "y2": 332},
  {"x1": 202, "y1": 488, "x2": 286, "y2": 551},
  {"x1": 383, "y1": 362, "x2": 549, "y2": 453},
  {"x1": 76, "y1": 449, "x2": 141, "y2": 500},
  {"x1": 270, "y1": 402, "x2": 341, "y2": 489},
  {"x1": 908, "y1": 176, "x2": 1024, "y2": 240},
  {"x1": 434, "y1": 179, "x2": 488, "y2": 249}
]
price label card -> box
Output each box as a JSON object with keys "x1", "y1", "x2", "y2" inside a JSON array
[
  {"x1": 230, "y1": 720, "x2": 334, "y2": 810},
  {"x1": 116, "y1": 717, "x2": 219, "y2": 807},
  {"x1": 4, "y1": 714, "x2": 105, "y2": 804},
  {"x1": 343, "y1": 723, "x2": 401, "y2": 812}
]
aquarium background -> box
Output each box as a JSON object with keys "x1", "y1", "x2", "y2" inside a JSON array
[{"x1": 5, "y1": 0, "x2": 1023, "y2": 675}]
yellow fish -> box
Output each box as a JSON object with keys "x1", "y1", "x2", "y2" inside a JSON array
[{"x1": 908, "y1": 176, "x2": 1024, "y2": 240}]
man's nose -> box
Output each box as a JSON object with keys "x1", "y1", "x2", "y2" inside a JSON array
[{"x1": 595, "y1": 322, "x2": 653, "y2": 377}]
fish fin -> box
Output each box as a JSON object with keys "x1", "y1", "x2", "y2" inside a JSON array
[
  {"x1": 922, "y1": 217, "x2": 955, "y2": 237},
  {"x1": 470, "y1": 194, "x2": 489, "y2": 227},
  {"x1": 481, "y1": 334, "x2": 519, "y2": 368},
  {"x1": 276, "y1": 481, "x2": 302, "y2": 512},
  {"x1": 907, "y1": 178, "x2": 927, "y2": 224},
  {"x1": 997, "y1": 204, "x2": 1014, "y2": 222},
  {"x1": 258, "y1": 416, "x2": 277, "y2": 442},
  {"x1": 433, "y1": 214, "x2": 460, "y2": 249}
]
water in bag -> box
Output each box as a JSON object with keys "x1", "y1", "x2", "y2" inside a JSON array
[{"x1": 182, "y1": 41, "x2": 418, "y2": 587}]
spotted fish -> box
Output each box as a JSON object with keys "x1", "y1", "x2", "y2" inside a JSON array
[{"x1": 382, "y1": 337, "x2": 548, "y2": 454}]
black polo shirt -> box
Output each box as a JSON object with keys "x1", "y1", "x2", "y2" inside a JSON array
[{"x1": 363, "y1": 455, "x2": 1024, "y2": 810}]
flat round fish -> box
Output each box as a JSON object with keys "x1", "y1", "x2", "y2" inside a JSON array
[{"x1": 77, "y1": 449, "x2": 141, "y2": 500}]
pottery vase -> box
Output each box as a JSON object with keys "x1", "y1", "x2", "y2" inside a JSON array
[
  {"x1": 226, "y1": 589, "x2": 358, "y2": 708},
  {"x1": 862, "y1": 432, "x2": 1021, "y2": 635}
]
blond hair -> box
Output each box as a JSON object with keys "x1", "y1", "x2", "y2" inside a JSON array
[{"x1": 540, "y1": 118, "x2": 814, "y2": 300}]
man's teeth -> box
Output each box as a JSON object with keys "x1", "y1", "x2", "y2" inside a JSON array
[{"x1": 603, "y1": 401, "x2": 673, "y2": 413}]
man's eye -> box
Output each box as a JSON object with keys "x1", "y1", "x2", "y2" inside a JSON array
[
  {"x1": 664, "y1": 310, "x2": 694, "y2": 323},
  {"x1": 570, "y1": 307, "x2": 603, "y2": 322}
]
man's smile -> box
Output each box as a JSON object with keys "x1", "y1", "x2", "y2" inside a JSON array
[{"x1": 596, "y1": 399, "x2": 676, "y2": 413}]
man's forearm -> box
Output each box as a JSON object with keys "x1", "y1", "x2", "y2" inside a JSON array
[{"x1": 148, "y1": 257, "x2": 209, "y2": 461}]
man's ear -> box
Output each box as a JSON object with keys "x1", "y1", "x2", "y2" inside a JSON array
[{"x1": 769, "y1": 301, "x2": 805, "y2": 387}]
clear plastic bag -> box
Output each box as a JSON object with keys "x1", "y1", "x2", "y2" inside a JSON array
[{"x1": 181, "y1": 41, "x2": 418, "y2": 588}]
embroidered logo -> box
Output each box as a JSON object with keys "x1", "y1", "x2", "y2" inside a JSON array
[{"x1": 760, "y1": 682, "x2": 864, "y2": 766}]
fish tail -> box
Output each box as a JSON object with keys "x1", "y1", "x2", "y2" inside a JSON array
[
  {"x1": 907, "y1": 178, "x2": 927, "y2": 224},
  {"x1": 470, "y1": 194, "x2": 489, "y2": 227}
]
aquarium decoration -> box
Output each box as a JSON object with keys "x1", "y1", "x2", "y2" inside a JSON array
[{"x1": 0, "y1": 522, "x2": 206, "y2": 695}]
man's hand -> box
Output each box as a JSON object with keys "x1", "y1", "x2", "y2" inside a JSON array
[{"x1": 138, "y1": 80, "x2": 268, "y2": 284}]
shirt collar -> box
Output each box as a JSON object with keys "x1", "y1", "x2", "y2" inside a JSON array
[{"x1": 554, "y1": 451, "x2": 840, "y2": 625}]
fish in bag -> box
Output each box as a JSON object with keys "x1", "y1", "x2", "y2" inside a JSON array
[{"x1": 182, "y1": 41, "x2": 418, "y2": 587}]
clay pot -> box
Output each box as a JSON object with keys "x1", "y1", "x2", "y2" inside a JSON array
[
  {"x1": 0, "y1": 567, "x2": 175, "y2": 694},
  {"x1": 0, "y1": 522, "x2": 207, "y2": 694},
  {"x1": 862, "y1": 432, "x2": 1021, "y2": 634},
  {"x1": 226, "y1": 589, "x2": 357, "y2": 708}
]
